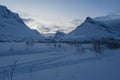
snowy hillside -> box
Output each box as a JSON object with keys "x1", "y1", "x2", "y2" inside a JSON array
[
  {"x1": 64, "y1": 17, "x2": 120, "y2": 42},
  {"x1": 0, "y1": 5, "x2": 43, "y2": 41}
]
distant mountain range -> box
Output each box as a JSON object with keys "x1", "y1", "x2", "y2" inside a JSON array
[{"x1": 0, "y1": 5, "x2": 120, "y2": 42}]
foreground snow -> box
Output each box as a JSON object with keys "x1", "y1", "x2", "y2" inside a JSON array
[{"x1": 0, "y1": 42, "x2": 120, "y2": 80}]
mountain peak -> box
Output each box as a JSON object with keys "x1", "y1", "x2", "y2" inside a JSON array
[
  {"x1": 86, "y1": 17, "x2": 92, "y2": 20},
  {"x1": 0, "y1": 5, "x2": 7, "y2": 9},
  {"x1": 84, "y1": 17, "x2": 106, "y2": 27},
  {"x1": 84, "y1": 17, "x2": 95, "y2": 24},
  {"x1": 0, "y1": 5, "x2": 11, "y2": 15},
  {"x1": 54, "y1": 31, "x2": 66, "y2": 39},
  {"x1": 56, "y1": 31, "x2": 63, "y2": 34},
  {"x1": 0, "y1": 5, "x2": 24, "y2": 24}
]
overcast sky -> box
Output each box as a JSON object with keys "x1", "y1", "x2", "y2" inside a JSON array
[{"x1": 1, "y1": 0, "x2": 120, "y2": 33}]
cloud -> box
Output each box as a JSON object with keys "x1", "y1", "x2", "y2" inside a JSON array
[
  {"x1": 71, "y1": 19, "x2": 83, "y2": 26},
  {"x1": 22, "y1": 17, "x2": 55, "y2": 34},
  {"x1": 94, "y1": 14, "x2": 120, "y2": 21},
  {"x1": 21, "y1": 16, "x2": 83, "y2": 34},
  {"x1": 22, "y1": 18, "x2": 34, "y2": 22},
  {"x1": 19, "y1": 12, "x2": 84, "y2": 34}
]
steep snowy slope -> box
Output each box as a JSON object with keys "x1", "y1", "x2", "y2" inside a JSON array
[
  {"x1": 0, "y1": 5, "x2": 42, "y2": 41},
  {"x1": 64, "y1": 17, "x2": 120, "y2": 42}
]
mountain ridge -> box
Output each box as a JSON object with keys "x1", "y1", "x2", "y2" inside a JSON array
[
  {"x1": 0, "y1": 5, "x2": 43, "y2": 41},
  {"x1": 63, "y1": 17, "x2": 120, "y2": 42}
]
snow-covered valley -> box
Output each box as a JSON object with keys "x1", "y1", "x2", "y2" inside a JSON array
[
  {"x1": 0, "y1": 4, "x2": 120, "y2": 80},
  {"x1": 0, "y1": 42, "x2": 120, "y2": 80}
]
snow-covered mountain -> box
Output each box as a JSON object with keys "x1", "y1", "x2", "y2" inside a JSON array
[
  {"x1": 0, "y1": 5, "x2": 43, "y2": 41},
  {"x1": 54, "y1": 31, "x2": 66, "y2": 40},
  {"x1": 64, "y1": 17, "x2": 120, "y2": 42},
  {"x1": 95, "y1": 15, "x2": 120, "y2": 35}
]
